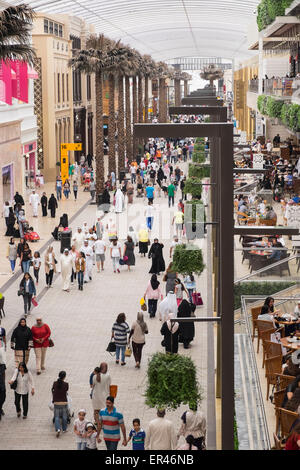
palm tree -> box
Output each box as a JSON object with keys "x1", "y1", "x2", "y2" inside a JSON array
[
  {"x1": 157, "y1": 62, "x2": 173, "y2": 123},
  {"x1": 174, "y1": 71, "x2": 182, "y2": 107},
  {"x1": 69, "y1": 34, "x2": 110, "y2": 195},
  {"x1": 143, "y1": 55, "x2": 156, "y2": 123},
  {"x1": 0, "y1": 4, "x2": 36, "y2": 63}
]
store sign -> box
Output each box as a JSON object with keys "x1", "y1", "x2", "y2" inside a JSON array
[
  {"x1": 256, "y1": 112, "x2": 264, "y2": 137},
  {"x1": 253, "y1": 154, "x2": 264, "y2": 169}
]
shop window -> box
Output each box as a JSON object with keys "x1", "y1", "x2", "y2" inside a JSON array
[
  {"x1": 66, "y1": 74, "x2": 69, "y2": 101},
  {"x1": 62, "y1": 73, "x2": 65, "y2": 102},
  {"x1": 87, "y1": 74, "x2": 91, "y2": 101},
  {"x1": 54, "y1": 23, "x2": 58, "y2": 36},
  {"x1": 49, "y1": 21, "x2": 53, "y2": 34},
  {"x1": 59, "y1": 25, "x2": 63, "y2": 38},
  {"x1": 44, "y1": 19, "x2": 48, "y2": 33},
  {"x1": 57, "y1": 73, "x2": 60, "y2": 103}
]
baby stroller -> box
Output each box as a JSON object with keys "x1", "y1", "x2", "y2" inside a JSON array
[
  {"x1": 23, "y1": 222, "x2": 40, "y2": 242},
  {"x1": 50, "y1": 395, "x2": 74, "y2": 425}
]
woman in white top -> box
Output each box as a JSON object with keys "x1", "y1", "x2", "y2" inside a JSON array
[
  {"x1": 44, "y1": 246, "x2": 57, "y2": 288},
  {"x1": 91, "y1": 363, "x2": 111, "y2": 424},
  {"x1": 110, "y1": 238, "x2": 121, "y2": 273},
  {"x1": 9, "y1": 362, "x2": 34, "y2": 418}
]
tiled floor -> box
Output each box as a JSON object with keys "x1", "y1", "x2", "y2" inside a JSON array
[{"x1": 0, "y1": 163, "x2": 211, "y2": 450}]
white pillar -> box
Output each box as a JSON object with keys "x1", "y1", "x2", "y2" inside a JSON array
[{"x1": 258, "y1": 35, "x2": 264, "y2": 95}]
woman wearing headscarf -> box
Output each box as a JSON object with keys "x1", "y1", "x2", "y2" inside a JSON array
[
  {"x1": 148, "y1": 238, "x2": 165, "y2": 275},
  {"x1": 163, "y1": 262, "x2": 178, "y2": 295},
  {"x1": 48, "y1": 194, "x2": 58, "y2": 218},
  {"x1": 159, "y1": 291, "x2": 178, "y2": 323},
  {"x1": 5, "y1": 207, "x2": 15, "y2": 236},
  {"x1": 31, "y1": 317, "x2": 51, "y2": 375},
  {"x1": 44, "y1": 246, "x2": 57, "y2": 288},
  {"x1": 178, "y1": 300, "x2": 195, "y2": 349},
  {"x1": 91, "y1": 363, "x2": 111, "y2": 424},
  {"x1": 144, "y1": 274, "x2": 163, "y2": 318},
  {"x1": 138, "y1": 224, "x2": 149, "y2": 257},
  {"x1": 11, "y1": 318, "x2": 33, "y2": 367},
  {"x1": 160, "y1": 313, "x2": 180, "y2": 354},
  {"x1": 102, "y1": 187, "x2": 111, "y2": 213},
  {"x1": 129, "y1": 313, "x2": 149, "y2": 368},
  {"x1": 123, "y1": 236, "x2": 135, "y2": 271}
]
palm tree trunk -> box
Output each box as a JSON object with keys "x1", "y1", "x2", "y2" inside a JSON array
[
  {"x1": 175, "y1": 78, "x2": 181, "y2": 106},
  {"x1": 138, "y1": 74, "x2": 143, "y2": 123},
  {"x1": 125, "y1": 75, "x2": 132, "y2": 163},
  {"x1": 159, "y1": 78, "x2": 167, "y2": 123},
  {"x1": 144, "y1": 76, "x2": 149, "y2": 123},
  {"x1": 108, "y1": 73, "x2": 115, "y2": 175},
  {"x1": 95, "y1": 70, "x2": 104, "y2": 196},
  {"x1": 132, "y1": 75, "x2": 138, "y2": 159},
  {"x1": 117, "y1": 74, "x2": 125, "y2": 180},
  {"x1": 184, "y1": 79, "x2": 188, "y2": 97}
]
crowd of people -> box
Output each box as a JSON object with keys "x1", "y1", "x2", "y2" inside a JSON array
[{"x1": 0, "y1": 137, "x2": 207, "y2": 451}]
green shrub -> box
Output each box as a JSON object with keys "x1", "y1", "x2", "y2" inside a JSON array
[
  {"x1": 257, "y1": 0, "x2": 293, "y2": 31},
  {"x1": 183, "y1": 177, "x2": 202, "y2": 198},
  {"x1": 189, "y1": 164, "x2": 210, "y2": 179},
  {"x1": 234, "y1": 414, "x2": 239, "y2": 450},
  {"x1": 234, "y1": 281, "x2": 297, "y2": 310},
  {"x1": 265, "y1": 97, "x2": 284, "y2": 118},
  {"x1": 288, "y1": 104, "x2": 300, "y2": 132},
  {"x1": 195, "y1": 137, "x2": 205, "y2": 144},
  {"x1": 257, "y1": 0, "x2": 272, "y2": 31},
  {"x1": 281, "y1": 103, "x2": 290, "y2": 127},
  {"x1": 192, "y1": 151, "x2": 206, "y2": 164},
  {"x1": 172, "y1": 243, "x2": 205, "y2": 276},
  {"x1": 257, "y1": 95, "x2": 267, "y2": 114},
  {"x1": 145, "y1": 353, "x2": 203, "y2": 410}
]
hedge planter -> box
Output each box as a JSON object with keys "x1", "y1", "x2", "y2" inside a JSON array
[
  {"x1": 234, "y1": 281, "x2": 297, "y2": 310},
  {"x1": 172, "y1": 243, "x2": 205, "y2": 275},
  {"x1": 189, "y1": 164, "x2": 210, "y2": 179},
  {"x1": 145, "y1": 352, "x2": 203, "y2": 410},
  {"x1": 183, "y1": 177, "x2": 202, "y2": 199}
]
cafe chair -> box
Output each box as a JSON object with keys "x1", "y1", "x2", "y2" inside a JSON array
[
  {"x1": 278, "y1": 252, "x2": 291, "y2": 277},
  {"x1": 273, "y1": 390, "x2": 286, "y2": 434},
  {"x1": 274, "y1": 373, "x2": 295, "y2": 392},
  {"x1": 265, "y1": 355, "x2": 283, "y2": 401},
  {"x1": 262, "y1": 340, "x2": 282, "y2": 370},
  {"x1": 257, "y1": 319, "x2": 278, "y2": 353},
  {"x1": 251, "y1": 306, "x2": 263, "y2": 342},
  {"x1": 273, "y1": 433, "x2": 284, "y2": 450},
  {"x1": 277, "y1": 408, "x2": 298, "y2": 439}
]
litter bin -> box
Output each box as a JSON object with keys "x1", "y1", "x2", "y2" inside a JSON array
[
  {"x1": 119, "y1": 170, "x2": 126, "y2": 183},
  {"x1": 60, "y1": 230, "x2": 72, "y2": 253}
]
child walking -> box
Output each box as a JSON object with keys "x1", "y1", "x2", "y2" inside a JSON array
[
  {"x1": 126, "y1": 418, "x2": 146, "y2": 450},
  {"x1": 85, "y1": 422, "x2": 97, "y2": 450},
  {"x1": 33, "y1": 251, "x2": 41, "y2": 285},
  {"x1": 174, "y1": 278, "x2": 189, "y2": 307},
  {"x1": 74, "y1": 409, "x2": 88, "y2": 450}
]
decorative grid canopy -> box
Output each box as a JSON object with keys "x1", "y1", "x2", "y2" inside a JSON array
[{"x1": 12, "y1": 0, "x2": 260, "y2": 61}]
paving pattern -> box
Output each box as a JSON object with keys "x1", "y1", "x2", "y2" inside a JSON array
[{"x1": 0, "y1": 169, "x2": 211, "y2": 450}]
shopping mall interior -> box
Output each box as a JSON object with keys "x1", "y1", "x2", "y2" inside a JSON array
[{"x1": 1, "y1": 0, "x2": 300, "y2": 453}]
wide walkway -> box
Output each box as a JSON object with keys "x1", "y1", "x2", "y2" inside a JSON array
[{"x1": 0, "y1": 167, "x2": 212, "y2": 450}]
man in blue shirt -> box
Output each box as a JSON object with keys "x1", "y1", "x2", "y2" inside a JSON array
[{"x1": 145, "y1": 183, "x2": 154, "y2": 203}]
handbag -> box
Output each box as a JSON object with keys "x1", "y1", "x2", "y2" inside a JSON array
[
  {"x1": 192, "y1": 292, "x2": 203, "y2": 306},
  {"x1": 48, "y1": 338, "x2": 54, "y2": 348},
  {"x1": 125, "y1": 346, "x2": 132, "y2": 357},
  {"x1": 106, "y1": 341, "x2": 116, "y2": 356},
  {"x1": 31, "y1": 297, "x2": 38, "y2": 307},
  {"x1": 10, "y1": 372, "x2": 19, "y2": 390},
  {"x1": 17, "y1": 289, "x2": 24, "y2": 297},
  {"x1": 141, "y1": 302, "x2": 147, "y2": 312}
]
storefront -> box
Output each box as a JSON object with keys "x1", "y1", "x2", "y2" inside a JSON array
[
  {"x1": 23, "y1": 141, "x2": 37, "y2": 186},
  {"x1": 2, "y1": 163, "x2": 14, "y2": 203},
  {"x1": 0, "y1": 120, "x2": 22, "y2": 208}
]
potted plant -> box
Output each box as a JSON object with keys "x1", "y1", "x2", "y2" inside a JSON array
[
  {"x1": 145, "y1": 352, "x2": 203, "y2": 410},
  {"x1": 183, "y1": 177, "x2": 202, "y2": 199},
  {"x1": 189, "y1": 164, "x2": 210, "y2": 179},
  {"x1": 172, "y1": 243, "x2": 205, "y2": 275}
]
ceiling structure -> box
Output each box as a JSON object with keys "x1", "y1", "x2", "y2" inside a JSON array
[{"x1": 10, "y1": 0, "x2": 261, "y2": 61}]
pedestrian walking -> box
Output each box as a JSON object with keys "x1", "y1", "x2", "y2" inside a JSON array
[
  {"x1": 29, "y1": 190, "x2": 40, "y2": 217},
  {"x1": 178, "y1": 300, "x2": 195, "y2": 349},
  {"x1": 19, "y1": 273, "x2": 36, "y2": 317},
  {"x1": 72, "y1": 227, "x2": 85, "y2": 252},
  {"x1": 144, "y1": 274, "x2": 163, "y2": 318},
  {"x1": 148, "y1": 239, "x2": 165, "y2": 275},
  {"x1": 5, "y1": 207, "x2": 15, "y2": 236},
  {"x1": 163, "y1": 263, "x2": 178, "y2": 295},
  {"x1": 63, "y1": 179, "x2": 70, "y2": 199},
  {"x1": 138, "y1": 225, "x2": 149, "y2": 257},
  {"x1": 0, "y1": 348, "x2": 6, "y2": 420},
  {"x1": 41, "y1": 192, "x2": 48, "y2": 216},
  {"x1": 145, "y1": 201, "x2": 155, "y2": 231},
  {"x1": 8, "y1": 362, "x2": 34, "y2": 419},
  {"x1": 129, "y1": 312, "x2": 148, "y2": 368},
  {"x1": 75, "y1": 251, "x2": 85, "y2": 291},
  {"x1": 91, "y1": 363, "x2": 111, "y2": 425},
  {"x1": 94, "y1": 237, "x2": 106, "y2": 272},
  {"x1": 60, "y1": 248, "x2": 73, "y2": 292},
  {"x1": 20, "y1": 243, "x2": 32, "y2": 274},
  {"x1": 177, "y1": 404, "x2": 206, "y2": 450},
  {"x1": 123, "y1": 236, "x2": 135, "y2": 272},
  {"x1": 160, "y1": 313, "x2": 180, "y2": 354},
  {"x1": 7, "y1": 237, "x2": 17, "y2": 274},
  {"x1": 73, "y1": 180, "x2": 78, "y2": 201},
  {"x1": 145, "y1": 409, "x2": 177, "y2": 450},
  {"x1": 89, "y1": 179, "x2": 96, "y2": 201},
  {"x1": 183, "y1": 273, "x2": 196, "y2": 303},
  {"x1": 97, "y1": 396, "x2": 127, "y2": 450},
  {"x1": 174, "y1": 278, "x2": 189, "y2": 306},
  {"x1": 167, "y1": 182, "x2": 175, "y2": 207},
  {"x1": 110, "y1": 238, "x2": 121, "y2": 274},
  {"x1": 48, "y1": 194, "x2": 58, "y2": 218},
  {"x1": 32, "y1": 251, "x2": 41, "y2": 285},
  {"x1": 45, "y1": 246, "x2": 57, "y2": 288},
  {"x1": 80, "y1": 240, "x2": 93, "y2": 282},
  {"x1": 70, "y1": 245, "x2": 78, "y2": 285},
  {"x1": 74, "y1": 409, "x2": 88, "y2": 450},
  {"x1": 31, "y1": 317, "x2": 51, "y2": 375},
  {"x1": 56, "y1": 177, "x2": 62, "y2": 201},
  {"x1": 52, "y1": 371, "x2": 69, "y2": 438},
  {"x1": 111, "y1": 313, "x2": 130, "y2": 366},
  {"x1": 126, "y1": 418, "x2": 146, "y2": 450},
  {"x1": 85, "y1": 423, "x2": 98, "y2": 450}
]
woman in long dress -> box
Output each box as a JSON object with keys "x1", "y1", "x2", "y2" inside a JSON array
[
  {"x1": 123, "y1": 236, "x2": 135, "y2": 271},
  {"x1": 160, "y1": 313, "x2": 180, "y2": 354},
  {"x1": 115, "y1": 188, "x2": 124, "y2": 214},
  {"x1": 148, "y1": 239, "x2": 165, "y2": 275},
  {"x1": 60, "y1": 249, "x2": 73, "y2": 292},
  {"x1": 91, "y1": 363, "x2": 111, "y2": 424}
]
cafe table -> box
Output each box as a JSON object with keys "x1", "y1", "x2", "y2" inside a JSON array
[{"x1": 280, "y1": 336, "x2": 300, "y2": 350}]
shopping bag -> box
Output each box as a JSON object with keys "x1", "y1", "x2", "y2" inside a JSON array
[
  {"x1": 110, "y1": 385, "x2": 118, "y2": 398},
  {"x1": 192, "y1": 292, "x2": 203, "y2": 306},
  {"x1": 31, "y1": 297, "x2": 38, "y2": 307},
  {"x1": 125, "y1": 346, "x2": 132, "y2": 357},
  {"x1": 106, "y1": 341, "x2": 116, "y2": 356},
  {"x1": 141, "y1": 303, "x2": 147, "y2": 312}
]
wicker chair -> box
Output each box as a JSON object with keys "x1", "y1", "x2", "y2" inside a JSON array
[
  {"x1": 274, "y1": 389, "x2": 286, "y2": 434},
  {"x1": 274, "y1": 373, "x2": 295, "y2": 392},
  {"x1": 265, "y1": 355, "x2": 283, "y2": 401},
  {"x1": 251, "y1": 306, "x2": 263, "y2": 342},
  {"x1": 277, "y1": 408, "x2": 298, "y2": 439},
  {"x1": 273, "y1": 432, "x2": 283, "y2": 450},
  {"x1": 256, "y1": 319, "x2": 277, "y2": 354},
  {"x1": 262, "y1": 340, "x2": 282, "y2": 369}
]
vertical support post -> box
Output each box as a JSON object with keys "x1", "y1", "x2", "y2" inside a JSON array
[
  {"x1": 219, "y1": 126, "x2": 234, "y2": 450},
  {"x1": 258, "y1": 35, "x2": 263, "y2": 95}
]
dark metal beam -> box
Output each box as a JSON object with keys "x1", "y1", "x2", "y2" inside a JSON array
[
  {"x1": 134, "y1": 123, "x2": 232, "y2": 138},
  {"x1": 233, "y1": 168, "x2": 268, "y2": 174},
  {"x1": 170, "y1": 317, "x2": 222, "y2": 323},
  {"x1": 169, "y1": 106, "x2": 227, "y2": 119},
  {"x1": 234, "y1": 226, "x2": 299, "y2": 235},
  {"x1": 182, "y1": 97, "x2": 223, "y2": 106}
]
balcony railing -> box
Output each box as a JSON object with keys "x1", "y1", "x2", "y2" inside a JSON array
[{"x1": 248, "y1": 78, "x2": 300, "y2": 97}]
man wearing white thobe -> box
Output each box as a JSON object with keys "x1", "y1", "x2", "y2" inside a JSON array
[
  {"x1": 80, "y1": 240, "x2": 93, "y2": 282},
  {"x1": 145, "y1": 409, "x2": 177, "y2": 450},
  {"x1": 82, "y1": 222, "x2": 89, "y2": 236},
  {"x1": 115, "y1": 189, "x2": 124, "y2": 214},
  {"x1": 29, "y1": 191, "x2": 40, "y2": 217},
  {"x1": 60, "y1": 249, "x2": 73, "y2": 291},
  {"x1": 72, "y1": 228, "x2": 85, "y2": 252}
]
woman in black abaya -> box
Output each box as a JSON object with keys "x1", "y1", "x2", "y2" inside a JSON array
[{"x1": 148, "y1": 238, "x2": 165, "y2": 275}]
